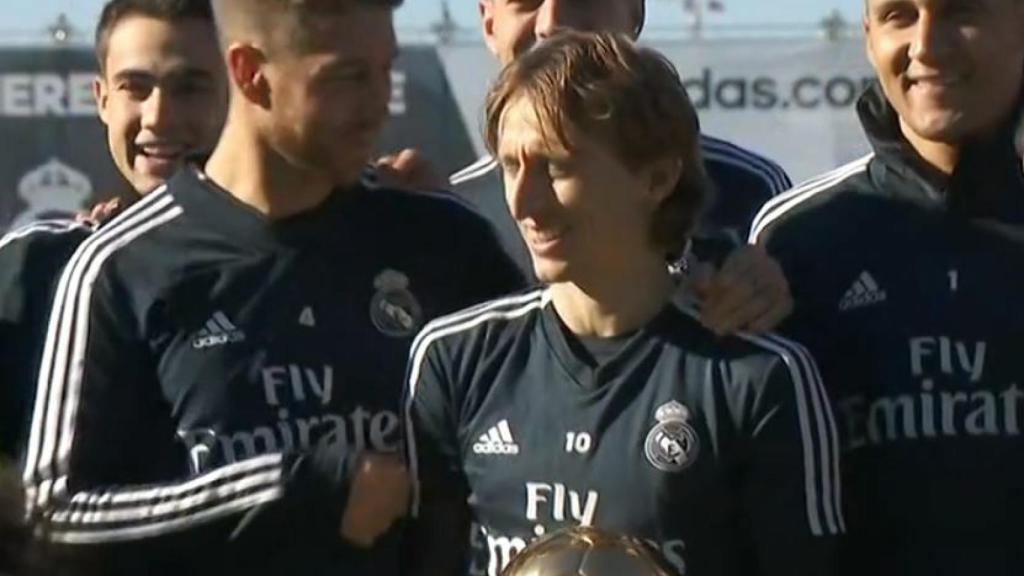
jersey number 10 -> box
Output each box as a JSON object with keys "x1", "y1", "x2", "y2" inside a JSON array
[{"x1": 565, "y1": 432, "x2": 592, "y2": 454}]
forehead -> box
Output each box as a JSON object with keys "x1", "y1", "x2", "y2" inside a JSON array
[
  {"x1": 103, "y1": 15, "x2": 219, "y2": 77},
  {"x1": 497, "y1": 97, "x2": 566, "y2": 156},
  {"x1": 491, "y1": 0, "x2": 632, "y2": 11},
  {"x1": 866, "y1": 0, "x2": 1005, "y2": 10}
]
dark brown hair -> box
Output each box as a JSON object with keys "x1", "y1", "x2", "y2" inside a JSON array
[{"x1": 95, "y1": 0, "x2": 215, "y2": 71}]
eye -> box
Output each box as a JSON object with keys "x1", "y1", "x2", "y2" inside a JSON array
[
  {"x1": 876, "y1": 4, "x2": 917, "y2": 26},
  {"x1": 118, "y1": 79, "x2": 154, "y2": 101},
  {"x1": 547, "y1": 160, "x2": 571, "y2": 179},
  {"x1": 500, "y1": 157, "x2": 521, "y2": 177},
  {"x1": 171, "y1": 78, "x2": 213, "y2": 98}
]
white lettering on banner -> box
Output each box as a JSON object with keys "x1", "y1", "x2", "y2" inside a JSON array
[
  {"x1": 389, "y1": 70, "x2": 406, "y2": 116},
  {"x1": 0, "y1": 73, "x2": 95, "y2": 117},
  {"x1": 438, "y1": 39, "x2": 876, "y2": 181}
]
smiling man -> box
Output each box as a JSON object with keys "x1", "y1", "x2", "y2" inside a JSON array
[
  {"x1": 0, "y1": 0, "x2": 226, "y2": 462},
  {"x1": 94, "y1": 0, "x2": 226, "y2": 194},
  {"x1": 443, "y1": 0, "x2": 795, "y2": 338},
  {"x1": 749, "y1": 0, "x2": 1024, "y2": 573},
  {"x1": 20, "y1": 0, "x2": 521, "y2": 573}
]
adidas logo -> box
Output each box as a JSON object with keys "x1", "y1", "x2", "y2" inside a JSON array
[
  {"x1": 192, "y1": 311, "x2": 246, "y2": 349},
  {"x1": 839, "y1": 272, "x2": 887, "y2": 311},
  {"x1": 472, "y1": 419, "x2": 520, "y2": 455}
]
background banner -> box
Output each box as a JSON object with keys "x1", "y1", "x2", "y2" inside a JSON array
[
  {"x1": 439, "y1": 37, "x2": 875, "y2": 183},
  {"x1": 0, "y1": 39, "x2": 872, "y2": 231}
]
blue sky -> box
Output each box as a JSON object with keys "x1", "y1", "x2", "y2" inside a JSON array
[{"x1": 6, "y1": 0, "x2": 862, "y2": 43}]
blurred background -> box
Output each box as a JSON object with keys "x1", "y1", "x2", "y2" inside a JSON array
[{"x1": 0, "y1": 0, "x2": 869, "y2": 230}]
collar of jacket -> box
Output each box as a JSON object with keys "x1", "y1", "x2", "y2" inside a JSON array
[{"x1": 856, "y1": 80, "x2": 1024, "y2": 222}]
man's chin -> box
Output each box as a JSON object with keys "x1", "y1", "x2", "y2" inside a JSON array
[
  {"x1": 532, "y1": 259, "x2": 570, "y2": 286},
  {"x1": 900, "y1": 107, "x2": 972, "y2": 144},
  {"x1": 131, "y1": 172, "x2": 172, "y2": 195}
]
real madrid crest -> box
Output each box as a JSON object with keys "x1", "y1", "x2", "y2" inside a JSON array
[
  {"x1": 644, "y1": 400, "x2": 699, "y2": 473},
  {"x1": 370, "y1": 269, "x2": 424, "y2": 338}
]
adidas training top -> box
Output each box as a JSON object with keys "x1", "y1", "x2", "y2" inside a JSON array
[
  {"x1": 21, "y1": 167, "x2": 523, "y2": 575},
  {"x1": 749, "y1": 82, "x2": 1024, "y2": 575},
  {"x1": 0, "y1": 219, "x2": 93, "y2": 460},
  {"x1": 405, "y1": 288, "x2": 842, "y2": 576}
]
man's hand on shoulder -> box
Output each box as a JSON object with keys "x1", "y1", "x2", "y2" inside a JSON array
[
  {"x1": 76, "y1": 197, "x2": 132, "y2": 227},
  {"x1": 691, "y1": 245, "x2": 793, "y2": 336},
  {"x1": 374, "y1": 149, "x2": 445, "y2": 191}
]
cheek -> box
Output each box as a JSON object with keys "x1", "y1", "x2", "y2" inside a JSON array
[
  {"x1": 868, "y1": 34, "x2": 906, "y2": 75},
  {"x1": 111, "y1": 112, "x2": 141, "y2": 146},
  {"x1": 497, "y1": 17, "x2": 534, "y2": 58}
]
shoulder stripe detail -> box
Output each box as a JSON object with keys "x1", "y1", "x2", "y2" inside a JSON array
[
  {"x1": 67, "y1": 453, "x2": 282, "y2": 506},
  {"x1": 449, "y1": 156, "x2": 498, "y2": 187},
  {"x1": 673, "y1": 300, "x2": 843, "y2": 536},
  {"x1": 409, "y1": 289, "x2": 548, "y2": 358},
  {"x1": 52, "y1": 488, "x2": 283, "y2": 544},
  {"x1": 19, "y1": 185, "x2": 291, "y2": 542},
  {"x1": 404, "y1": 290, "x2": 548, "y2": 514},
  {"x1": 748, "y1": 154, "x2": 872, "y2": 243},
  {"x1": 0, "y1": 219, "x2": 93, "y2": 251},
  {"x1": 702, "y1": 149, "x2": 787, "y2": 196},
  {"x1": 700, "y1": 136, "x2": 791, "y2": 194},
  {"x1": 16, "y1": 186, "x2": 286, "y2": 543},
  {"x1": 53, "y1": 468, "x2": 281, "y2": 525},
  {"x1": 738, "y1": 331, "x2": 845, "y2": 536},
  {"x1": 24, "y1": 187, "x2": 180, "y2": 508}
]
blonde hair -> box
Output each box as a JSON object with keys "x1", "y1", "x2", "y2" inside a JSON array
[{"x1": 484, "y1": 31, "x2": 711, "y2": 257}]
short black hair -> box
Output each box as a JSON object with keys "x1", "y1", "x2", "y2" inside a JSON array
[{"x1": 95, "y1": 0, "x2": 215, "y2": 70}]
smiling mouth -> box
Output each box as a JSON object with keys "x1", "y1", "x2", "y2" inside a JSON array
[
  {"x1": 135, "y1": 143, "x2": 188, "y2": 167},
  {"x1": 907, "y1": 75, "x2": 965, "y2": 91},
  {"x1": 525, "y1": 228, "x2": 567, "y2": 253}
]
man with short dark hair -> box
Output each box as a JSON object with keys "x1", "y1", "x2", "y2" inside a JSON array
[
  {"x1": 21, "y1": 0, "x2": 521, "y2": 574},
  {"x1": 750, "y1": 0, "x2": 1024, "y2": 573},
  {"x1": 0, "y1": 0, "x2": 226, "y2": 461}
]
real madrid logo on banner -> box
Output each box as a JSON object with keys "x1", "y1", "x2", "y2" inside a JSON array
[
  {"x1": 644, "y1": 400, "x2": 700, "y2": 473},
  {"x1": 370, "y1": 269, "x2": 424, "y2": 338}
]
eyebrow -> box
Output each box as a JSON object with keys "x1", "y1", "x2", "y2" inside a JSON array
[
  {"x1": 110, "y1": 67, "x2": 214, "y2": 83},
  {"x1": 867, "y1": 0, "x2": 911, "y2": 14}
]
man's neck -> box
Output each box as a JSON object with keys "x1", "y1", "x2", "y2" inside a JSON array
[
  {"x1": 900, "y1": 118, "x2": 960, "y2": 176},
  {"x1": 204, "y1": 112, "x2": 340, "y2": 220},
  {"x1": 549, "y1": 255, "x2": 675, "y2": 338}
]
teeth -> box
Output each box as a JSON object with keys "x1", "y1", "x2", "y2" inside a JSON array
[{"x1": 139, "y1": 145, "x2": 185, "y2": 158}]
